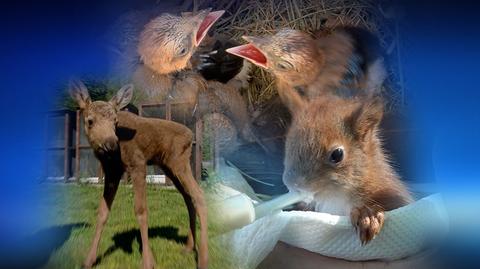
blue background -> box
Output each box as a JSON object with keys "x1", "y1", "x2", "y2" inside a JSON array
[
  {"x1": 1, "y1": 0, "x2": 479, "y2": 267},
  {"x1": 399, "y1": 2, "x2": 480, "y2": 266}
]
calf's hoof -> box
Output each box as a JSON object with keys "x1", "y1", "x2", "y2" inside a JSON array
[
  {"x1": 142, "y1": 251, "x2": 156, "y2": 269},
  {"x1": 182, "y1": 246, "x2": 195, "y2": 254},
  {"x1": 82, "y1": 256, "x2": 96, "y2": 268}
]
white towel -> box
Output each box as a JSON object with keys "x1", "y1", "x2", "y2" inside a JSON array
[{"x1": 219, "y1": 187, "x2": 448, "y2": 269}]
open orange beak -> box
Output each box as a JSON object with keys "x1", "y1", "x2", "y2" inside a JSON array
[
  {"x1": 195, "y1": 10, "x2": 225, "y2": 46},
  {"x1": 226, "y1": 36, "x2": 268, "y2": 68}
]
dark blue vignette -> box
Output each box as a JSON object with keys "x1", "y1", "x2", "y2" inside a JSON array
[{"x1": 0, "y1": 0, "x2": 479, "y2": 268}]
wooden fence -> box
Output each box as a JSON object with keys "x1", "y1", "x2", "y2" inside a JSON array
[{"x1": 44, "y1": 101, "x2": 203, "y2": 183}]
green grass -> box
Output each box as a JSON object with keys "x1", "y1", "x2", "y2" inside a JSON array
[{"x1": 37, "y1": 184, "x2": 233, "y2": 269}]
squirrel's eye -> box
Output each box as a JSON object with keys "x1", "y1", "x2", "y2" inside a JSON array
[
  {"x1": 276, "y1": 61, "x2": 293, "y2": 70},
  {"x1": 329, "y1": 147, "x2": 344, "y2": 164}
]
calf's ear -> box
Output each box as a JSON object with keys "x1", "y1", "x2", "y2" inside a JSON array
[
  {"x1": 69, "y1": 79, "x2": 91, "y2": 110},
  {"x1": 110, "y1": 84, "x2": 134, "y2": 110}
]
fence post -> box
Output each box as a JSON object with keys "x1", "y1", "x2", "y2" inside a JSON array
[
  {"x1": 64, "y1": 112, "x2": 70, "y2": 182},
  {"x1": 75, "y1": 110, "x2": 81, "y2": 181},
  {"x1": 195, "y1": 119, "x2": 203, "y2": 181},
  {"x1": 165, "y1": 101, "x2": 173, "y2": 185}
]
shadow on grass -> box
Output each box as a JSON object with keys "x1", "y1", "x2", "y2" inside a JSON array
[
  {"x1": 94, "y1": 226, "x2": 188, "y2": 266},
  {"x1": 0, "y1": 222, "x2": 89, "y2": 269}
]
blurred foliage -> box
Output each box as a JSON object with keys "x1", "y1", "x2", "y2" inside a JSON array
[{"x1": 55, "y1": 77, "x2": 142, "y2": 111}]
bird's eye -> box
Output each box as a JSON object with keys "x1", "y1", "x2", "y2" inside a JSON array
[
  {"x1": 177, "y1": 47, "x2": 188, "y2": 57},
  {"x1": 176, "y1": 36, "x2": 192, "y2": 57},
  {"x1": 329, "y1": 147, "x2": 344, "y2": 164},
  {"x1": 276, "y1": 61, "x2": 293, "y2": 70}
]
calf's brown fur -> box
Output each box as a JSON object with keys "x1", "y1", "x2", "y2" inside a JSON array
[
  {"x1": 280, "y1": 84, "x2": 412, "y2": 245},
  {"x1": 70, "y1": 80, "x2": 208, "y2": 269}
]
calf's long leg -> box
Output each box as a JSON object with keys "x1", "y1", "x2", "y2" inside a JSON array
[
  {"x1": 169, "y1": 161, "x2": 208, "y2": 269},
  {"x1": 83, "y1": 167, "x2": 122, "y2": 268},
  {"x1": 130, "y1": 164, "x2": 155, "y2": 269},
  {"x1": 169, "y1": 175, "x2": 196, "y2": 253}
]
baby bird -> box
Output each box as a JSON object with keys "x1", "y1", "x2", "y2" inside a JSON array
[
  {"x1": 137, "y1": 9, "x2": 224, "y2": 75},
  {"x1": 226, "y1": 27, "x2": 386, "y2": 100},
  {"x1": 132, "y1": 9, "x2": 256, "y2": 145},
  {"x1": 133, "y1": 9, "x2": 223, "y2": 101}
]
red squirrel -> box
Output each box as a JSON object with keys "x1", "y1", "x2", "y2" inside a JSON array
[{"x1": 279, "y1": 83, "x2": 413, "y2": 244}]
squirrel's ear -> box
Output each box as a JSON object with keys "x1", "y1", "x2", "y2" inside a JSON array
[
  {"x1": 276, "y1": 82, "x2": 306, "y2": 114},
  {"x1": 69, "y1": 79, "x2": 91, "y2": 110},
  {"x1": 110, "y1": 84, "x2": 134, "y2": 110},
  {"x1": 349, "y1": 96, "x2": 384, "y2": 140}
]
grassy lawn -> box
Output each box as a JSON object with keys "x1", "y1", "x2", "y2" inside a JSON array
[{"x1": 36, "y1": 183, "x2": 233, "y2": 269}]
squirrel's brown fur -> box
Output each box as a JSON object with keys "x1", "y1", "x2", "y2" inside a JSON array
[{"x1": 280, "y1": 83, "x2": 412, "y2": 244}]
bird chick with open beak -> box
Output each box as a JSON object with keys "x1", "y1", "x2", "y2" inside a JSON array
[
  {"x1": 226, "y1": 27, "x2": 386, "y2": 101},
  {"x1": 132, "y1": 9, "x2": 257, "y2": 148},
  {"x1": 134, "y1": 9, "x2": 225, "y2": 102},
  {"x1": 138, "y1": 9, "x2": 224, "y2": 75}
]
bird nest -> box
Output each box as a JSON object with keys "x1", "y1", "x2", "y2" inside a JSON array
[{"x1": 192, "y1": 0, "x2": 405, "y2": 112}]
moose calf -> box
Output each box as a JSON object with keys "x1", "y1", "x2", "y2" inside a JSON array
[{"x1": 70, "y1": 81, "x2": 208, "y2": 269}]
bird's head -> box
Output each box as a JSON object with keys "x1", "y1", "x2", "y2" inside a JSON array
[
  {"x1": 138, "y1": 9, "x2": 224, "y2": 75},
  {"x1": 226, "y1": 29, "x2": 323, "y2": 87}
]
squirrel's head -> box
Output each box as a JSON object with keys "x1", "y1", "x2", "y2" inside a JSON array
[
  {"x1": 279, "y1": 84, "x2": 384, "y2": 196},
  {"x1": 138, "y1": 9, "x2": 224, "y2": 74}
]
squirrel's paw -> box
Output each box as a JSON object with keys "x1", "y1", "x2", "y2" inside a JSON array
[{"x1": 350, "y1": 205, "x2": 385, "y2": 245}]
